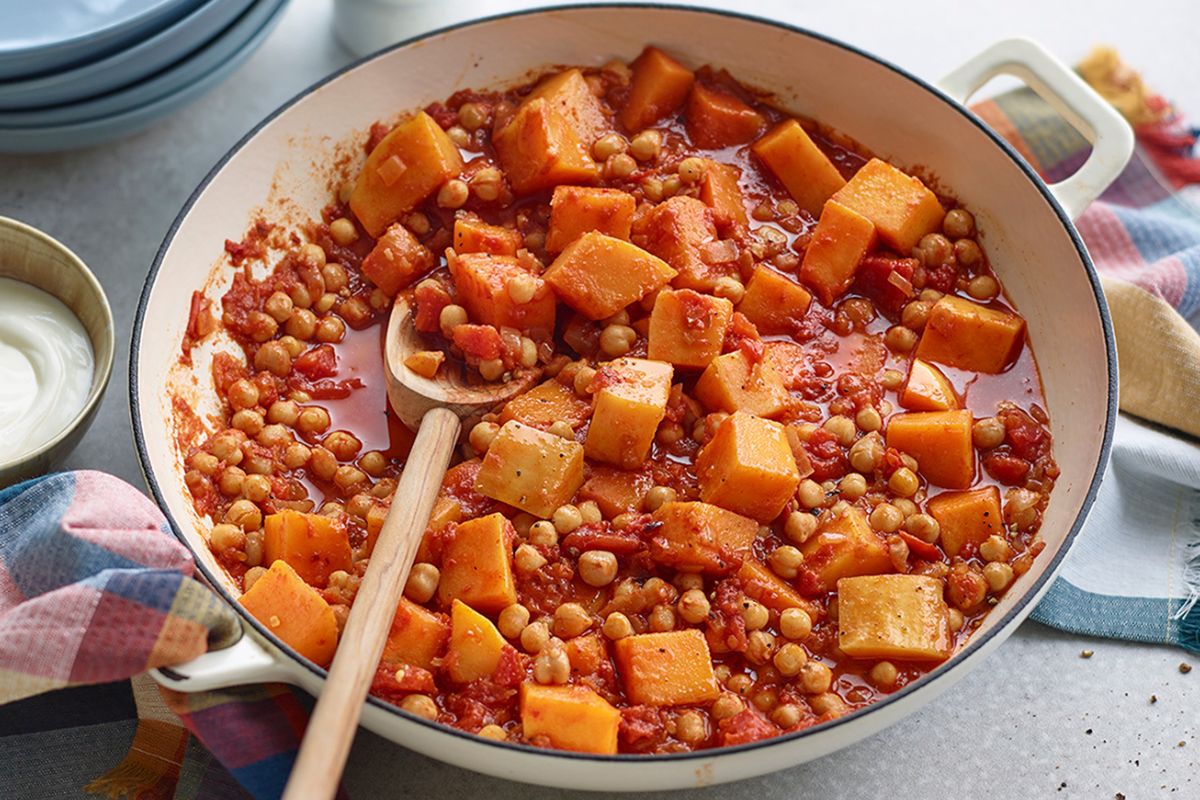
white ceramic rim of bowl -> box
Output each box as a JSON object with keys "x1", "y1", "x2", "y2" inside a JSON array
[
  {"x1": 131, "y1": 2, "x2": 1119, "y2": 766},
  {"x1": 0, "y1": 0, "x2": 282, "y2": 126},
  {"x1": 0, "y1": 0, "x2": 258, "y2": 112},
  {"x1": 0, "y1": 217, "x2": 115, "y2": 474}
]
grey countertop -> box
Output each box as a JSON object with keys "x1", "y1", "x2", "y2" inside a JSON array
[{"x1": 3, "y1": 0, "x2": 1196, "y2": 796}]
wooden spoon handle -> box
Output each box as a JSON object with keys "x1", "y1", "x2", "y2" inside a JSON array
[{"x1": 282, "y1": 406, "x2": 461, "y2": 800}]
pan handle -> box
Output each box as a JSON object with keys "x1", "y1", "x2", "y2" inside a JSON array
[
  {"x1": 938, "y1": 37, "x2": 1134, "y2": 220},
  {"x1": 150, "y1": 627, "x2": 296, "y2": 692}
]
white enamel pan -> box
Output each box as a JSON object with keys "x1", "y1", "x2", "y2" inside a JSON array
[{"x1": 133, "y1": 5, "x2": 1131, "y2": 791}]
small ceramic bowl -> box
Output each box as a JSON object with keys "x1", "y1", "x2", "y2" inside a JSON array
[{"x1": 0, "y1": 217, "x2": 114, "y2": 486}]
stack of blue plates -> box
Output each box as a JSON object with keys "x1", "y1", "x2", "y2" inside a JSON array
[{"x1": 0, "y1": 0, "x2": 288, "y2": 153}]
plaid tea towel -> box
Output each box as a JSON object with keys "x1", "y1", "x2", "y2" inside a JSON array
[{"x1": 970, "y1": 47, "x2": 1200, "y2": 650}]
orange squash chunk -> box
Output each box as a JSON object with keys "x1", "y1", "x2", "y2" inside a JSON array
[
  {"x1": 647, "y1": 288, "x2": 733, "y2": 369},
  {"x1": 838, "y1": 574, "x2": 952, "y2": 661},
  {"x1": 382, "y1": 597, "x2": 450, "y2": 672},
  {"x1": 447, "y1": 599, "x2": 509, "y2": 683},
  {"x1": 613, "y1": 630, "x2": 720, "y2": 706},
  {"x1": 585, "y1": 357, "x2": 673, "y2": 469},
  {"x1": 494, "y1": 98, "x2": 599, "y2": 195},
  {"x1": 240, "y1": 561, "x2": 338, "y2": 667},
  {"x1": 886, "y1": 409, "x2": 975, "y2": 489},
  {"x1": 526, "y1": 68, "x2": 608, "y2": 144},
  {"x1": 694, "y1": 349, "x2": 788, "y2": 418},
  {"x1": 621, "y1": 46, "x2": 695, "y2": 132},
  {"x1": 437, "y1": 512, "x2": 518, "y2": 614},
  {"x1": 800, "y1": 507, "x2": 893, "y2": 590},
  {"x1": 544, "y1": 232, "x2": 677, "y2": 320},
  {"x1": 262, "y1": 510, "x2": 352, "y2": 588},
  {"x1": 752, "y1": 120, "x2": 846, "y2": 216},
  {"x1": 545, "y1": 186, "x2": 636, "y2": 254},
  {"x1": 446, "y1": 250, "x2": 556, "y2": 333},
  {"x1": 633, "y1": 196, "x2": 729, "y2": 291},
  {"x1": 499, "y1": 378, "x2": 592, "y2": 430},
  {"x1": 361, "y1": 222, "x2": 435, "y2": 296},
  {"x1": 695, "y1": 411, "x2": 800, "y2": 522},
  {"x1": 798, "y1": 201, "x2": 877, "y2": 305},
  {"x1": 737, "y1": 558, "x2": 820, "y2": 619},
  {"x1": 698, "y1": 159, "x2": 748, "y2": 230},
  {"x1": 685, "y1": 82, "x2": 766, "y2": 148},
  {"x1": 650, "y1": 501, "x2": 759, "y2": 574},
  {"x1": 351, "y1": 111, "x2": 465, "y2": 237},
  {"x1": 900, "y1": 359, "x2": 959, "y2": 411},
  {"x1": 453, "y1": 217, "x2": 522, "y2": 256},
  {"x1": 520, "y1": 683, "x2": 621, "y2": 754},
  {"x1": 565, "y1": 632, "x2": 608, "y2": 676},
  {"x1": 830, "y1": 158, "x2": 945, "y2": 253},
  {"x1": 579, "y1": 466, "x2": 654, "y2": 518},
  {"x1": 738, "y1": 266, "x2": 813, "y2": 335},
  {"x1": 915, "y1": 295, "x2": 1026, "y2": 374},
  {"x1": 927, "y1": 486, "x2": 1004, "y2": 558},
  {"x1": 476, "y1": 421, "x2": 586, "y2": 518}
]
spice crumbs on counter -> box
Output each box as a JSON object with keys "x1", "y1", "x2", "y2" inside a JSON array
[
  {"x1": 1150, "y1": 694, "x2": 1158, "y2": 704},
  {"x1": 1081, "y1": 649, "x2": 1094, "y2": 658},
  {"x1": 1180, "y1": 662, "x2": 1192, "y2": 674}
]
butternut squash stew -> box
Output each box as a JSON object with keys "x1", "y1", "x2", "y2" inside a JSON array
[{"x1": 182, "y1": 46, "x2": 1057, "y2": 754}]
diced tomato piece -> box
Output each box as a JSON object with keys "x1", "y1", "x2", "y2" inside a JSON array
[
  {"x1": 982, "y1": 452, "x2": 1030, "y2": 485},
  {"x1": 717, "y1": 709, "x2": 778, "y2": 746},
  {"x1": 851, "y1": 256, "x2": 918, "y2": 319},
  {"x1": 999, "y1": 405, "x2": 1050, "y2": 462},
  {"x1": 620, "y1": 705, "x2": 669, "y2": 753},
  {"x1": 561, "y1": 524, "x2": 644, "y2": 556},
  {"x1": 293, "y1": 344, "x2": 338, "y2": 380},
  {"x1": 451, "y1": 324, "x2": 503, "y2": 361},
  {"x1": 724, "y1": 311, "x2": 764, "y2": 362},
  {"x1": 898, "y1": 531, "x2": 942, "y2": 561},
  {"x1": 414, "y1": 280, "x2": 453, "y2": 333},
  {"x1": 802, "y1": 427, "x2": 847, "y2": 481}
]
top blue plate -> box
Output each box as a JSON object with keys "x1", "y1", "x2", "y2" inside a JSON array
[{"x1": 0, "y1": 0, "x2": 202, "y2": 80}]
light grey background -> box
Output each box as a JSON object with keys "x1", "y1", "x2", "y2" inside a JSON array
[{"x1": 1, "y1": 0, "x2": 1196, "y2": 797}]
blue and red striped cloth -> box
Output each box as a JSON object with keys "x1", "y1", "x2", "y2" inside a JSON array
[{"x1": 1, "y1": 48, "x2": 1198, "y2": 800}]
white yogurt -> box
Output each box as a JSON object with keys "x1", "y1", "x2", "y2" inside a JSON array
[{"x1": 0, "y1": 277, "x2": 94, "y2": 461}]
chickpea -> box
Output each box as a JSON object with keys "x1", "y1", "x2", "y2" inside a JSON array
[
  {"x1": 553, "y1": 603, "x2": 593, "y2": 639},
  {"x1": 838, "y1": 472, "x2": 868, "y2": 501},
  {"x1": 773, "y1": 642, "x2": 808, "y2": 676},
  {"x1": 242, "y1": 474, "x2": 272, "y2": 503},
  {"x1": 675, "y1": 710, "x2": 707, "y2": 744},
  {"x1": 520, "y1": 620, "x2": 551, "y2": 653},
  {"x1": 677, "y1": 157, "x2": 706, "y2": 184},
  {"x1": 712, "y1": 276, "x2": 745, "y2": 304},
  {"x1": 296, "y1": 407, "x2": 331, "y2": 437},
  {"x1": 227, "y1": 379, "x2": 259, "y2": 411},
  {"x1": 478, "y1": 724, "x2": 506, "y2": 741},
  {"x1": 506, "y1": 272, "x2": 538, "y2": 304},
  {"x1": 602, "y1": 611, "x2": 634, "y2": 640},
  {"x1": 218, "y1": 466, "x2": 246, "y2": 496},
  {"x1": 498, "y1": 604, "x2": 531, "y2": 639},
  {"x1": 797, "y1": 661, "x2": 833, "y2": 694},
  {"x1": 741, "y1": 599, "x2": 769, "y2": 631},
  {"x1": 265, "y1": 291, "x2": 294, "y2": 323},
  {"x1": 772, "y1": 704, "x2": 804, "y2": 729},
  {"x1": 629, "y1": 129, "x2": 662, "y2": 162},
  {"x1": 948, "y1": 563, "x2": 988, "y2": 610},
  {"x1": 979, "y1": 534, "x2": 1014, "y2": 563},
  {"x1": 329, "y1": 218, "x2": 358, "y2": 246},
  {"x1": 983, "y1": 561, "x2": 1015, "y2": 592},
  {"x1": 458, "y1": 102, "x2": 488, "y2": 131},
  {"x1": 333, "y1": 465, "x2": 367, "y2": 494},
  {"x1": 885, "y1": 325, "x2": 918, "y2": 353},
  {"x1": 855, "y1": 406, "x2": 883, "y2": 432},
  {"x1": 880, "y1": 368, "x2": 905, "y2": 392},
  {"x1": 710, "y1": 693, "x2": 743, "y2": 720},
  {"x1": 916, "y1": 232, "x2": 954, "y2": 266},
  {"x1": 578, "y1": 500, "x2": 602, "y2": 524},
  {"x1": 967, "y1": 274, "x2": 1000, "y2": 301},
  {"x1": 780, "y1": 607, "x2": 812, "y2": 640},
  {"x1": 469, "y1": 421, "x2": 500, "y2": 454},
  {"x1": 546, "y1": 420, "x2": 574, "y2": 440},
  {"x1": 592, "y1": 133, "x2": 628, "y2": 161},
  {"x1": 905, "y1": 513, "x2": 940, "y2": 543},
  {"x1": 529, "y1": 520, "x2": 558, "y2": 547},
  {"x1": 943, "y1": 208, "x2": 975, "y2": 239},
  {"x1": 673, "y1": 588, "x2": 710, "y2": 625},
  {"x1": 1004, "y1": 488, "x2": 1040, "y2": 531},
  {"x1": 606, "y1": 152, "x2": 637, "y2": 179},
  {"x1": 403, "y1": 211, "x2": 431, "y2": 236},
  {"x1": 746, "y1": 630, "x2": 777, "y2": 665},
  {"x1": 674, "y1": 572, "x2": 704, "y2": 593},
  {"x1": 226, "y1": 499, "x2": 262, "y2": 531},
  {"x1": 286, "y1": 308, "x2": 318, "y2": 340},
  {"x1": 648, "y1": 603, "x2": 677, "y2": 632},
  {"x1": 514, "y1": 543, "x2": 547, "y2": 573},
  {"x1": 308, "y1": 446, "x2": 338, "y2": 481},
  {"x1": 266, "y1": 399, "x2": 300, "y2": 426},
  {"x1": 439, "y1": 304, "x2": 468, "y2": 334},
  {"x1": 324, "y1": 430, "x2": 362, "y2": 461},
  {"x1": 232, "y1": 409, "x2": 264, "y2": 437},
  {"x1": 948, "y1": 607, "x2": 965, "y2": 632},
  {"x1": 282, "y1": 442, "x2": 312, "y2": 469},
  {"x1": 346, "y1": 493, "x2": 373, "y2": 520},
  {"x1": 246, "y1": 311, "x2": 278, "y2": 343},
  {"x1": 399, "y1": 694, "x2": 438, "y2": 720},
  {"x1": 190, "y1": 451, "x2": 220, "y2": 476},
  {"x1": 973, "y1": 417, "x2": 1006, "y2": 449},
  {"x1": 870, "y1": 502, "x2": 904, "y2": 533},
  {"x1": 209, "y1": 523, "x2": 245, "y2": 555},
  {"x1": 405, "y1": 563, "x2": 440, "y2": 603},
  {"x1": 824, "y1": 415, "x2": 856, "y2": 446},
  {"x1": 437, "y1": 179, "x2": 469, "y2": 209},
  {"x1": 552, "y1": 504, "x2": 583, "y2": 534},
  {"x1": 784, "y1": 510, "x2": 818, "y2": 544},
  {"x1": 643, "y1": 485, "x2": 676, "y2": 512},
  {"x1": 243, "y1": 565, "x2": 267, "y2": 591},
  {"x1": 574, "y1": 550, "x2": 617, "y2": 589},
  {"x1": 359, "y1": 450, "x2": 387, "y2": 478},
  {"x1": 289, "y1": 283, "x2": 314, "y2": 311},
  {"x1": 477, "y1": 358, "x2": 504, "y2": 382},
  {"x1": 901, "y1": 299, "x2": 932, "y2": 332},
  {"x1": 888, "y1": 467, "x2": 919, "y2": 497},
  {"x1": 572, "y1": 365, "x2": 596, "y2": 396},
  {"x1": 797, "y1": 479, "x2": 825, "y2": 509},
  {"x1": 316, "y1": 316, "x2": 346, "y2": 343},
  {"x1": 469, "y1": 167, "x2": 503, "y2": 202},
  {"x1": 955, "y1": 238, "x2": 983, "y2": 267},
  {"x1": 768, "y1": 545, "x2": 803, "y2": 580},
  {"x1": 870, "y1": 661, "x2": 899, "y2": 688},
  {"x1": 599, "y1": 323, "x2": 637, "y2": 357}
]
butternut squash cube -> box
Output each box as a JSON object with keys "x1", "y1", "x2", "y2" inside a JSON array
[
  {"x1": 620, "y1": 46, "x2": 695, "y2": 132},
  {"x1": 927, "y1": 486, "x2": 1003, "y2": 558},
  {"x1": 520, "y1": 683, "x2": 620, "y2": 754},
  {"x1": 262, "y1": 509, "x2": 352, "y2": 588},
  {"x1": 565, "y1": 632, "x2": 608, "y2": 676},
  {"x1": 493, "y1": 98, "x2": 599, "y2": 195},
  {"x1": 240, "y1": 560, "x2": 338, "y2": 667},
  {"x1": 886, "y1": 410, "x2": 975, "y2": 489},
  {"x1": 647, "y1": 288, "x2": 733, "y2": 369},
  {"x1": 544, "y1": 232, "x2": 677, "y2": 320},
  {"x1": 695, "y1": 411, "x2": 800, "y2": 522},
  {"x1": 351, "y1": 111, "x2": 465, "y2": 237},
  {"x1": 382, "y1": 597, "x2": 450, "y2": 672},
  {"x1": 685, "y1": 82, "x2": 766, "y2": 148},
  {"x1": 650, "y1": 501, "x2": 759, "y2": 574},
  {"x1": 361, "y1": 222, "x2": 435, "y2": 296},
  {"x1": 699, "y1": 159, "x2": 748, "y2": 230},
  {"x1": 830, "y1": 158, "x2": 945, "y2": 253},
  {"x1": 799, "y1": 507, "x2": 893, "y2": 589},
  {"x1": 738, "y1": 266, "x2": 813, "y2": 335},
  {"x1": 915, "y1": 295, "x2": 1026, "y2": 374},
  {"x1": 633, "y1": 196, "x2": 728, "y2": 291},
  {"x1": 545, "y1": 186, "x2": 636, "y2": 254},
  {"x1": 526, "y1": 68, "x2": 608, "y2": 144},
  {"x1": 447, "y1": 250, "x2": 556, "y2": 334},
  {"x1": 613, "y1": 630, "x2": 720, "y2": 706},
  {"x1": 579, "y1": 466, "x2": 654, "y2": 518},
  {"x1": 751, "y1": 120, "x2": 846, "y2": 216},
  {"x1": 737, "y1": 558, "x2": 820, "y2": 619},
  {"x1": 837, "y1": 574, "x2": 952, "y2": 661},
  {"x1": 694, "y1": 350, "x2": 788, "y2": 419},
  {"x1": 900, "y1": 359, "x2": 959, "y2": 411},
  {"x1": 437, "y1": 512, "x2": 518, "y2": 614},
  {"x1": 476, "y1": 421, "x2": 586, "y2": 518},
  {"x1": 453, "y1": 216, "x2": 522, "y2": 256},
  {"x1": 499, "y1": 378, "x2": 593, "y2": 430},
  {"x1": 798, "y1": 201, "x2": 877, "y2": 306},
  {"x1": 447, "y1": 599, "x2": 509, "y2": 683},
  {"x1": 584, "y1": 357, "x2": 673, "y2": 469}
]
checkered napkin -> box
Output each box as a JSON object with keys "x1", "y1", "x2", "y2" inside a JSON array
[{"x1": 0, "y1": 46, "x2": 1197, "y2": 800}]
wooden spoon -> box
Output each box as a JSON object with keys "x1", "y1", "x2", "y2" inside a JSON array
[{"x1": 282, "y1": 297, "x2": 539, "y2": 800}]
